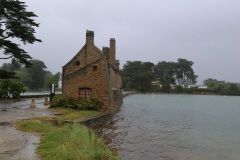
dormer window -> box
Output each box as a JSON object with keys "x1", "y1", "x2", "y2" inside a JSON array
[
  {"x1": 93, "y1": 66, "x2": 97, "y2": 71},
  {"x1": 76, "y1": 61, "x2": 80, "y2": 65}
]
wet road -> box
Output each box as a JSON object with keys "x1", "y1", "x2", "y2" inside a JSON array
[
  {"x1": 0, "y1": 99, "x2": 60, "y2": 160},
  {"x1": 0, "y1": 99, "x2": 45, "y2": 116}
]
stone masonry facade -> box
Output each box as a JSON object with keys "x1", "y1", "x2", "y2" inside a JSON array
[{"x1": 62, "y1": 30, "x2": 123, "y2": 113}]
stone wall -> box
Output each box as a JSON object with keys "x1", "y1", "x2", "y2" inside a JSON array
[
  {"x1": 65, "y1": 112, "x2": 111, "y2": 129},
  {"x1": 62, "y1": 31, "x2": 123, "y2": 114},
  {"x1": 63, "y1": 58, "x2": 111, "y2": 111}
]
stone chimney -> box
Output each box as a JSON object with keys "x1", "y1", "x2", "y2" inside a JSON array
[
  {"x1": 102, "y1": 47, "x2": 110, "y2": 63},
  {"x1": 110, "y1": 38, "x2": 116, "y2": 66},
  {"x1": 86, "y1": 30, "x2": 94, "y2": 44}
]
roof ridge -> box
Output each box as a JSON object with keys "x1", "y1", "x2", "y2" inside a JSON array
[
  {"x1": 63, "y1": 44, "x2": 86, "y2": 68},
  {"x1": 110, "y1": 64, "x2": 122, "y2": 76},
  {"x1": 94, "y1": 45, "x2": 103, "y2": 55}
]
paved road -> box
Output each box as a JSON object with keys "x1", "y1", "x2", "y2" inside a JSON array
[
  {"x1": 0, "y1": 99, "x2": 45, "y2": 116},
  {"x1": 0, "y1": 99, "x2": 59, "y2": 160}
]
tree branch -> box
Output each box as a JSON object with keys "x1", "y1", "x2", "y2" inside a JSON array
[{"x1": 0, "y1": 55, "x2": 14, "y2": 59}]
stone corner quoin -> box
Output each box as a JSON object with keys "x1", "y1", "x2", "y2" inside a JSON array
[{"x1": 62, "y1": 30, "x2": 123, "y2": 114}]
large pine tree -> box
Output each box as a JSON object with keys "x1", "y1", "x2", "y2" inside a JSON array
[{"x1": 0, "y1": 0, "x2": 42, "y2": 79}]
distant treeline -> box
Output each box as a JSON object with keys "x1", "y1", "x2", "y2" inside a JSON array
[
  {"x1": 121, "y1": 59, "x2": 240, "y2": 95},
  {"x1": 0, "y1": 60, "x2": 61, "y2": 90},
  {"x1": 200, "y1": 78, "x2": 240, "y2": 95},
  {"x1": 121, "y1": 58, "x2": 198, "y2": 92}
]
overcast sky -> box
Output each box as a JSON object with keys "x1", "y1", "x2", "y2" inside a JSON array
[{"x1": 1, "y1": 0, "x2": 240, "y2": 84}]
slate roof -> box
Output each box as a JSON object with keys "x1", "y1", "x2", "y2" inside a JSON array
[{"x1": 176, "y1": 78, "x2": 193, "y2": 85}]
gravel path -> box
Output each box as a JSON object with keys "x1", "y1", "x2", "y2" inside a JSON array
[{"x1": 0, "y1": 99, "x2": 60, "y2": 160}]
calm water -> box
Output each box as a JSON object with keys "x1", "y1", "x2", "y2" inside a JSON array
[{"x1": 97, "y1": 94, "x2": 240, "y2": 160}]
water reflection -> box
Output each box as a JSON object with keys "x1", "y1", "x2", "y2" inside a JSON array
[{"x1": 97, "y1": 94, "x2": 240, "y2": 160}]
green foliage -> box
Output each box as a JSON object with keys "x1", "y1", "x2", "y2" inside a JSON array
[
  {"x1": 227, "y1": 83, "x2": 238, "y2": 91},
  {"x1": 50, "y1": 95, "x2": 103, "y2": 111},
  {"x1": 0, "y1": 69, "x2": 19, "y2": 79},
  {"x1": 16, "y1": 119, "x2": 56, "y2": 132},
  {"x1": 175, "y1": 85, "x2": 183, "y2": 92},
  {"x1": 44, "y1": 72, "x2": 61, "y2": 88},
  {"x1": 176, "y1": 58, "x2": 198, "y2": 84},
  {"x1": 203, "y1": 78, "x2": 226, "y2": 87},
  {"x1": 208, "y1": 81, "x2": 217, "y2": 88},
  {"x1": 121, "y1": 61, "x2": 155, "y2": 92},
  {"x1": 37, "y1": 123, "x2": 119, "y2": 160},
  {"x1": 14, "y1": 59, "x2": 48, "y2": 89},
  {"x1": 0, "y1": 79, "x2": 27, "y2": 98},
  {"x1": 0, "y1": 61, "x2": 21, "y2": 72},
  {"x1": 121, "y1": 59, "x2": 198, "y2": 92},
  {"x1": 154, "y1": 61, "x2": 177, "y2": 89},
  {"x1": 0, "y1": 0, "x2": 42, "y2": 79}
]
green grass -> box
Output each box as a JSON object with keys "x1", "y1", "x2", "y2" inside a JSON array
[
  {"x1": 48, "y1": 108, "x2": 102, "y2": 122},
  {"x1": 15, "y1": 109, "x2": 119, "y2": 160},
  {"x1": 37, "y1": 123, "x2": 119, "y2": 160}
]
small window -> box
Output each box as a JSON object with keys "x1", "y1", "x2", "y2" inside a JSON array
[
  {"x1": 93, "y1": 66, "x2": 97, "y2": 71},
  {"x1": 79, "y1": 88, "x2": 91, "y2": 99},
  {"x1": 76, "y1": 61, "x2": 80, "y2": 65}
]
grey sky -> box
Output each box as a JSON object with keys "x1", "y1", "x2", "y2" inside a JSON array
[{"x1": 1, "y1": 0, "x2": 240, "y2": 84}]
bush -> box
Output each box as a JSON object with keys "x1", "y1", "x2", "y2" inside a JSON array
[
  {"x1": 175, "y1": 85, "x2": 183, "y2": 92},
  {"x1": 183, "y1": 88, "x2": 195, "y2": 93},
  {"x1": 50, "y1": 95, "x2": 103, "y2": 111},
  {"x1": 0, "y1": 80, "x2": 27, "y2": 98}
]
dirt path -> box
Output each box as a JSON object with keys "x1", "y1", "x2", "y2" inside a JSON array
[{"x1": 0, "y1": 101, "x2": 60, "y2": 160}]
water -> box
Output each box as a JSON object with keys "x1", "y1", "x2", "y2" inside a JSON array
[
  {"x1": 20, "y1": 91, "x2": 62, "y2": 95},
  {"x1": 97, "y1": 94, "x2": 240, "y2": 160}
]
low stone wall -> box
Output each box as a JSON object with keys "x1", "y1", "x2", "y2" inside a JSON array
[
  {"x1": 123, "y1": 92, "x2": 134, "y2": 98},
  {"x1": 20, "y1": 94, "x2": 62, "y2": 99},
  {"x1": 65, "y1": 112, "x2": 111, "y2": 129}
]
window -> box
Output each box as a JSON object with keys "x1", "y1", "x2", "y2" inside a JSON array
[
  {"x1": 76, "y1": 61, "x2": 80, "y2": 65},
  {"x1": 93, "y1": 66, "x2": 97, "y2": 71},
  {"x1": 79, "y1": 88, "x2": 91, "y2": 99}
]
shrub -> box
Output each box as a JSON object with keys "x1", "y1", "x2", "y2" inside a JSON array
[
  {"x1": 175, "y1": 85, "x2": 183, "y2": 92},
  {"x1": 183, "y1": 88, "x2": 194, "y2": 93},
  {"x1": 50, "y1": 95, "x2": 103, "y2": 111},
  {"x1": 0, "y1": 80, "x2": 27, "y2": 98}
]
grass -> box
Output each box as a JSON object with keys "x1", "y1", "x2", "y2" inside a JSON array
[
  {"x1": 15, "y1": 109, "x2": 119, "y2": 160},
  {"x1": 47, "y1": 108, "x2": 102, "y2": 123},
  {"x1": 37, "y1": 123, "x2": 119, "y2": 160}
]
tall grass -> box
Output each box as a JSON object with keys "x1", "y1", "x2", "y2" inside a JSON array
[{"x1": 16, "y1": 119, "x2": 120, "y2": 160}]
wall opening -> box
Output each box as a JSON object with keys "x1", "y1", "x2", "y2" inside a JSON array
[
  {"x1": 79, "y1": 88, "x2": 91, "y2": 99},
  {"x1": 93, "y1": 66, "x2": 97, "y2": 71}
]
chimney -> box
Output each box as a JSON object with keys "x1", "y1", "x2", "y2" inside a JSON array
[
  {"x1": 86, "y1": 30, "x2": 94, "y2": 44},
  {"x1": 102, "y1": 47, "x2": 110, "y2": 63},
  {"x1": 110, "y1": 38, "x2": 116, "y2": 66}
]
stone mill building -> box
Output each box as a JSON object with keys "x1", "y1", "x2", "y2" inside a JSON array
[{"x1": 62, "y1": 30, "x2": 123, "y2": 113}]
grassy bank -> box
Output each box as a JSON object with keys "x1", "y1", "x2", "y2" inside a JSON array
[{"x1": 15, "y1": 109, "x2": 120, "y2": 160}]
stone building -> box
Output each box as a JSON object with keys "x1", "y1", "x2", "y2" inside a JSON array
[{"x1": 62, "y1": 30, "x2": 123, "y2": 113}]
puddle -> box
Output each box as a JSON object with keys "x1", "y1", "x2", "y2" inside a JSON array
[{"x1": 0, "y1": 122, "x2": 11, "y2": 126}]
